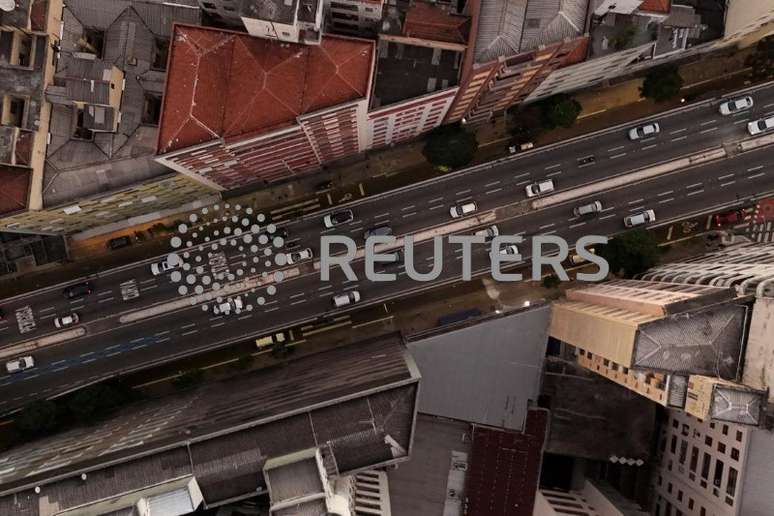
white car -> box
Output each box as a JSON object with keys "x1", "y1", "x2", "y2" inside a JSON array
[
  {"x1": 628, "y1": 122, "x2": 660, "y2": 141},
  {"x1": 748, "y1": 116, "x2": 774, "y2": 136},
  {"x1": 573, "y1": 200, "x2": 603, "y2": 217},
  {"x1": 624, "y1": 209, "x2": 656, "y2": 228},
  {"x1": 213, "y1": 297, "x2": 244, "y2": 315},
  {"x1": 286, "y1": 248, "x2": 313, "y2": 264},
  {"x1": 719, "y1": 96, "x2": 753, "y2": 115},
  {"x1": 525, "y1": 179, "x2": 555, "y2": 198},
  {"x1": 450, "y1": 202, "x2": 477, "y2": 218},
  {"x1": 150, "y1": 258, "x2": 180, "y2": 276},
  {"x1": 499, "y1": 244, "x2": 520, "y2": 256},
  {"x1": 332, "y1": 291, "x2": 360, "y2": 308},
  {"x1": 474, "y1": 225, "x2": 499, "y2": 241},
  {"x1": 54, "y1": 313, "x2": 80, "y2": 329},
  {"x1": 6, "y1": 356, "x2": 34, "y2": 374},
  {"x1": 323, "y1": 209, "x2": 354, "y2": 228}
]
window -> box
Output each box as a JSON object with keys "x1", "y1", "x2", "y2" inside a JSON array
[
  {"x1": 202, "y1": 2, "x2": 216, "y2": 8},
  {"x1": 677, "y1": 490, "x2": 683, "y2": 502},
  {"x1": 80, "y1": 28, "x2": 105, "y2": 58},
  {"x1": 142, "y1": 94, "x2": 162, "y2": 125},
  {"x1": 718, "y1": 442, "x2": 726, "y2": 454},
  {"x1": 722, "y1": 424, "x2": 729, "y2": 435},
  {"x1": 10, "y1": 32, "x2": 33, "y2": 67},
  {"x1": 331, "y1": 1, "x2": 358, "y2": 10},
  {"x1": 151, "y1": 38, "x2": 170, "y2": 70},
  {"x1": 660, "y1": 437, "x2": 666, "y2": 453},
  {"x1": 667, "y1": 482, "x2": 673, "y2": 494},
  {"x1": 700, "y1": 508, "x2": 706, "y2": 516},
  {"x1": 689, "y1": 446, "x2": 699, "y2": 472},
  {"x1": 701, "y1": 452, "x2": 711, "y2": 480},
  {"x1": 73, "y1": 107, "x2": 94, "y2": 140},
  {"x1": 658, "y1": 475, "x2": 663, "y2": 485},
  {"x1": 710, "y1": 422, "x2": 716, "y2": 429},
  {"x1": 714, "y1": 459, "x2": 724, "y2": 487},
  {"x1": 705, "y1": 435, "x2": 712, "y2": 446},
  {"x1": 736, "y1": 430, "x2": 743, "y2": 442},
  {"x1": 679, "y1": 440, "x2": 687, "y2": 464},
  {"x1": 688, "y1": 499, "x2": 694, "y2": 510},
  {"x1": 681, "y1": 424, "x2": 689, "y2": 436},
  {"x1": 731, "y1": 448, "x2": 740, "y2": 460},
  {"x1": 727, "y1": 467, "x2": 738, "y2": 496},
  {"x1": 526, "y1": 18, "x2": 540, "y2": 28},
  {"x1": 672, "y1": 419, "x2": 679, "y2": 429},
  {"x1": 670, "y1": 435, "x2": 677, "y2": 453},
  {"x1": 1, "y1": 95, "x2": 27, "y2": 127}
]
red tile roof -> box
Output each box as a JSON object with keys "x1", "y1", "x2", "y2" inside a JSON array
[
  {"x1": 560, "y1": 36, "x2": 589, "y2": 66},
  {"x1": 157, "y1": 25, "x2": 374, "y2": 154},
  {"x1": 0, "y1": 166, "x2": 31, "y2": 217},
  {"x1": 638, "y1": 0, "x2": 671, "y2": 14},
  {"x1": 466, "y1": 409, "x2": 548, "y2": 516},
  {"x1": 403, "y1": 2, "x2": 471, "y2": 45}
]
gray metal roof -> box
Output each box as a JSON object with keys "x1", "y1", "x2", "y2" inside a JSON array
[
  {"x1": 407, "y1": 306, "x2": 549, "y2": 431},
  {"x1": 240, "y1": 0, "x2": 298, "y2": 24},
  {"x1": 474, "y1": 0, "x2": 527, "y2": 63},
  {"x1": 739, "y1": 427, "x2": 774, "y2": 516},
  {"x1": 519, "y1": 0, "x2": 588, "y2": 52},
  {"x1": 0, "y1": 334, "x2": 419, "y2": 515}
]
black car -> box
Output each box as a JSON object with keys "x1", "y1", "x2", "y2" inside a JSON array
[
  {"x1": 63, "y1": 281, "x2": 93, "y2": 299},
  {"x1": 107, "y1": 236, "x2": 132, "y2": 250}
]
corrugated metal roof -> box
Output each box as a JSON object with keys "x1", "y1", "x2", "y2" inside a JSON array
[
  {"x1": 474, "y1": 0, "x2": 527, "y2": 63},
  {"x1": 147, "y1": 488, "x2": 196, "y2": 516},
  {"x1": 520, "y1": 0, "x2": 588, "y2": 52}
]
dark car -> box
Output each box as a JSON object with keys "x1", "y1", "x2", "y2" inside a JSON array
[
  {"x1": 364, "y1": 225, "x2": 392, "y2": 240},
  {"x1": 63, "y1": 281, "x2": 93, "y2": 299},
  {"x1": 107, "y1": 236, "x2": 132, "y2": 250},
  {"x1": 714, "y1": 209, "x2": 746, "y2": 227}
]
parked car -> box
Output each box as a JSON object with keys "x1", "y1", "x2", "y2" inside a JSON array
[
  {"x1": 748, "y1": 115, "x2": 774, "y2": 136},
  {"x1": 474, "y1": 225, "x2": 499, "y2": 242},
  {"x1": 213, "y1": 297, "x2": 244, "y2": 315},
  {"x1": 323, "y1": 209, "x2": 354, "y2": 228},
  {"x1": 5, "y1": 356, "x2": 34, "y2": 374},
  {"x1": 332, "y1": 291, "x2": 360, "y2": 308},
  {"x1": 54, "y1": 313, "x2": 80, "y2": 329},
  {"x1": 577, "y1": 155, "x2": 596, "y2": 166},
  {"x1": 714, "y1": 209, "x2": 746, "y2": 227},
  {"x1": 624, "y1": 209, "x2": 656, "y2": 228},
  {"x1": 628, "y1": 122, "x2": 660, "y2": 141},
  {"x1": 719, "y1": 96, "x2": 753, "y2": 115},
  {"x1": 63, "y1": 281, "x2": 92, "y2": 299},
  {"x1": 286, "y1": 248, "x2": 314, "y2": 264},
  {"x1": 256, "y1": 330, "x2": 292, "y2": 350},
  {"x1": 499, "y1": 244, "x2": 520, "y2": 256},
  {"x1": 525, "y1": 179, "x2": 555, "y2": 198},
  {"x1": 107, "y1": 235, "x2": 132, "y2": 250},
  {"x1": 364, "y1": 225, "x2": 392, "y2": 240},
  {"x1": 573, "y1": 201, "x2": 603, "y2": 217},
  {"x1": 150, "y1": 258, "x2": 180, "y2": 275},
  {"x1": 449, "y1": 201, "x2": 478, "y2": 218},
  {"x1": 570, "y1": 247, "x2": 596, "y2": 265}
]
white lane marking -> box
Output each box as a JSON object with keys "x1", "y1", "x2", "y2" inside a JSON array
[
  {"x1": 53, "y1": 366, "x2": 69, "y2": 373},
  {"x1": 318, "y1": 284, "x2": 333, "y2": 291},
  {"x1": 734, "y1": 118, "x2": 750, "y2": 125},
  {"x1": 52, "y1": 360, "x2": 67, "y2": 366},
  {"x1": 686, "y1": 189, "x2": 705, "y2": 196},
  {"x1": 640, "y1": 137, "x2": 655, "y2": 143},
  {"x1": 139, "y1": 279, "x2": 156, "y2": 285},
  {"x1": 182, "y1": 329, "x2": 198, "y2": 336},
  {"x1": 764, "y1": 102, "x2": 774, "y2": 109},
  {"x1": 402, "y1": 212, "x2": 417, "y2": 218},
  {"x1": 401, "y1": 205, "x2": 415, "y2": 211},
  {"x1": 685, "y1": 183, "x2": 703, "y2": 189},
  {"x1": 542, "y1": 230, "x2": 558, "y2": 235},
  {"x1": 629, "y1": 206, "x2": 645, "y2": 212},
  {"x1": 748, "y1": 172, "x2": 765, "y2": 180},
  {"x1": 539, "y1": 223, "x2": 556, "y2": 230},
  {"x1": 628, "y1": 198, "x2": 644, "y2": 205},
  {"x1": 428, "y1": 197, "x2": 444, "y2": 204},
  {"x1": 485, "y1": 188, "x2": 503, "y2": 195},
  {"x1": 343, "y1": 284, "x2": 360, "y2": 291},
  {"x1": 39, "y1": 313, "x2": 56, "y2": 320},
  {"x1": 514, "y1": 172, "x2": 530, "y2": 179},
  {"x1": 265, "y1": 307, "x2": 279, "y2": 313},
  {"x1": 139, "y1": 285, "x2": 157, "y2": 292},
  {"x1": 374, "y1": 212, "x2": 390, "y2": 219},
  {"x1": 671, "y1": 135, "x2": 688, "y2": 142},
  {"x1": 97, "y1": 291, "x2": 113, "y2": 297},
  {"x1": 717, "y1": 173, "x2": 735, "y2": 180},
  {"x1": 658, "y1": 198, "x2": 675, "y2": 204},
  {"x1": 721, "y1": 180, "x2": 736, "y2": 187},
  {"x1": 545, "y1": 164, "x2": 561, "y2": 170},
  {"x1": 39, "y1": 306, "x2": 55, "y2": 313},
  {"x1": 600, "y1": 207, "x2": 615, "y2": 213},
  {"x1": 429, "y1": 205, "x2": 444, "y2": 210},
  {"x1": 455, "y1": 189, "x2": 471, "y2": 196},
  {"x1": 485, "y1": 181, "x2": 501, "y2": 188},
  {"x1": 546, "y1": 170, "x2": 562, "y2": 177},
  {"x1": 670, "y1": 128, "x2": 687, "y2": 134},
  {"x1": 699, "y1": 127, "x2": 718, "y2": 134},
  {"x1": 700, "y1": 119, "x2": 717, "y2": 126},
  {"x1": 608, "y1": 145, "x2": 625, "y2": 152},
  {"x1": 181, "y1": 323, "x2": 196, "y2": 330},
  {"x1": 516, "y1": 180, "x2": 531, "y2": 186},
  {"x1": 105, "y1": 351, "x2": 122, "y2": 357},
  {"x1": 238, "y1": 314, "x2": 252, "y2": 320},
  {"x1": 289, "y1": 293, "x2": 305, "y2": 299},
  {"x1": 641, "y1": 144, "x2": 657, "y2": 151},
  {"x1": 569, "y1": 222, "x2": 586, "y2": 229},
  {"x1": 748, "y1": 165, "x2": 764, "y2": 172},
  {"x1": 156, "y1": 330, "x2": 170, "y2": 336},
  {"x1": 290, "y1": 299, "x2": 306, "y2": 306},
  {"x1": 98, "y1": 296, "x2": 115, "y2": 303},
  {"x1": 599, "y1": 213, "x2": 617, "y2": 221},
  {"x1": 658, "y1": 190, "x2": 674, "y2": 196},
  {"x1": 82, "y1": 358, "x2": 97, "y2": 365},
  {"x1": 610, "y1": 153, "x2": 627, "y2": 159}
]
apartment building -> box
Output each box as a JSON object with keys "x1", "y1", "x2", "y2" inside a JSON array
[
  {"x1": 0, "y1": 0, "x2": 217, "y2": 237},
  {"x1": 534, "y1": 480, "x2": 649, "y2": 516}
]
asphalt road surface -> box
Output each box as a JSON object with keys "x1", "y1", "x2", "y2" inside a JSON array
[{"x1": 0, "y1": 81, "x2": 773, "y2": 413}]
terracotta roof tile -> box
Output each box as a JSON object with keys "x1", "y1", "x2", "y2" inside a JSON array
[
  {"x1": 638, "y1": 0, "x2": 671, "y2": 14},
  {"x1": 560, "y1": 36, "x2": 589, "y2": 66},
  {"x1": 0, "y1": 166, "x2": 31, "y2": 217},
  {"x1": 404, "y1": 2, "x2": 471, "y2": 45},
  {"x1": 158, "y1": 25, "x2": 373, "y2": 154}
]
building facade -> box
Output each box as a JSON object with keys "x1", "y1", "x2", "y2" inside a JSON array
[{"x1": 534, "y1": 480, "x2": 648, "y2": 516}]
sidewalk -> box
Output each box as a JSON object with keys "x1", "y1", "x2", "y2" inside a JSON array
[{"x1": 2, "y1": 48, "x2": 760, "y2": 297}]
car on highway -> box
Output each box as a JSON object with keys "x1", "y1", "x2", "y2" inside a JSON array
[
  {"x1": 364, "y1": 225, "x2": 392, "y2": 239},
  {"x1": 748, "y1": 115, "x2": 774, "y2": 136},
  {"x1": 525, "y1": 179, "x2": 555, "y2": 198},
  {"x1": 323, "y1": 209, "x2": 354, "y2": 228},
  {"x1": 570, "y1": 247, "x2": 596, "y2": 265},
  {"x1": 256, "y1": 330, "x2": 292, "y2": 350},
  {"x1": 332, "y1": 290, "x2": 360, "y2": 308},
  {"x1": 213, "y1": 297, "x2": 244, "y2": 315},
  {"x1": 624, "y1": 209, "x2": 656, "y2": 228},
  {"x1": 5, "y1": 356, "x2": 34, "y2": 374},
  {"x1": 499, "y1": 244, "x2": 520, "y2": 256},
  {"x1": 719, "y1": 96, "x2": 753, "y2": 115},
  {"x1": 450, "y1": 201, "x2": 478, "y2": 218},
  {"x1": 54, "y1": 313, "x2": 80, "y2": 329},
  {"x1": 628, "y1": 122, "x2": 660, "y2": 141},
  {"x1": 63, "y1": 281, "x2": 92, "y2": 299},
  {"x1": 573, "y1": 200, "x2": 603, "y2": 217},
  {"x1": 714, "y1": 209, "x2": 746, "y2": 227},
  {"x1": 150, "y1": 257, "x2": 180, "y2": 275},
  {"x1": 475, "y1": 225, "x2": 499, "y2": 242},
  {"x1": 286, "y1": 248, "x2": 314, "y2": 264},
  {"x1": 381, "y1": 250, "x2": 403, "y2": 264}
]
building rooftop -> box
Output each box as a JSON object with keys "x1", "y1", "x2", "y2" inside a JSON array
[
  {"x1": 466, "y1": 409, "x2": 548, "y2": 516},
  {"x1": 157, "y1": 25, "x2": 374, "y2": 154},
  {"x1": 519, "y1": 0, "x2": 588, "y2": 52},
  {"x1": 372, "y1": 38, "x2": 462, "y2": 107},
  {"x1": 42, "y1": 0, "x2": 201, "y2": 207},
  {"x1": 241, "y1": 0, "x2": 299, "y2": 24},
  {"x1": 0, "y1": 166, "x2": 32, "y2": 216},
  {"x1": 638, "y1": 0, "x2": 671, "y2": 14},
  {"x1": 0, "y1": 334, "x2": 420, "y2": 514},
  {"x1": 403, "y1": 2, "x2": 471, "y2": 44},
  {"x1": 407, "y1": 306, "x2": 549, "y2": 431}
]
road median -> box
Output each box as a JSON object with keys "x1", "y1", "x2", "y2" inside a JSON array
[{"x1": 0, "y1": 328, "x2": 86, "y2": 360}]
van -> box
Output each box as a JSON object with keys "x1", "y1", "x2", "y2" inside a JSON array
[
  {"x1": 256, "y1": 330, "x2": 291, "y2": 350},
  {"x1": 332, "y1": 291, "x2": 360, "y2": 308},
  {"x1": 573, "y1": 201, "x2": 603, "y2": 217}
]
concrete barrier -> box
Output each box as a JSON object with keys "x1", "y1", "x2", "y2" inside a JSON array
[
  {"x1": 531, "y1": 148, "x2": 728, "y2": 210},
  {"x1": 0, "y1": 328, "x2": 86, "y2": 360},
  {"x1": 739, "y1": 134, "x2": 774, "y2": 152}
]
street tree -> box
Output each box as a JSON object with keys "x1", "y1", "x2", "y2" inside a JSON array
[
  {"x1": 422, "y1": 123, "x2": 479, "y2": 169},
  {"x1": 16, "y1": 400, "x2": 58, "y2": 436},
  {"x1": 640, "y1": 65, "x2": 683, "y2": 102},
  {"x1": 598, "y1": 229, "x2": 661, "y2": 278},
  {"x1": 539, "y1": 94, "x2": 582, "y2": 129}
]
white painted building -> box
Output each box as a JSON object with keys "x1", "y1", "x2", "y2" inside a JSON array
[{"x1": 534, "y1": 480, "x2": 648, "y2": 516}]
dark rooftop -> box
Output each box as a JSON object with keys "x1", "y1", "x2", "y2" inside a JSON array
[
  {"x1": 0, "y1": 334, "x2": 420, "y2": 514},
  {"x1": 403, "y1": 2, "x2": 471, "y2": 44},
  {"x1": 241, "y1": 0, "x2": 298, "y2": 24}
]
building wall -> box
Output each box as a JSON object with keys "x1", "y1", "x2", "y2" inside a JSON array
[
  {"x1": 575, "y1": 348, "x2": 670, "y2": 406},
  {"x1": 444, "y1": 60, "x2": 498, "y2": 123},
  {"x1": 0, "y1": 174, "x2": 215, "y2": 234},
  {"x1": 325, "y1": 0, "x2": 383, "y2": 37},
  {"x1": 652, "y1": 409, "x2": 749, "y2": 516},
  {"x1": 197, "y1": 0, "x2": 243, "y2": 24},
  {"x1": 721, "y1": 0, "x2": 774, "y2": 49},
  {"x1": 300, "y1": 102, "x2": 365, "y2": 163},
  {"x1": 367, "y1": 88, "x2": 458, "y2": 148},
  {"x1": 241, "y1": 16, "x2": 300, "y2": 43}
]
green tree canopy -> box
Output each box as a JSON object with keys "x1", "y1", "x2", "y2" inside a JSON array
[
  {"x1": 539, "y1": 94, "x2": 582, "y2": 130},
  {"x1": 16, "y1": 400, "x2": 58, "y2": 436},
  {"x1": 422, "y1": 124, "x2": 479, "y2": 169},
  {"x1": 598, "y1": 229, "x2": 661, "y2": 278},
  {"x1": 508, "y1": 105, "x2": 544, "y2": 144},
  {"x1": 747, "y1": 36, "x2": 774, "y2": 82},
  {"x1": 640, "y1": 65, "x2": 684, "y2": 102}
]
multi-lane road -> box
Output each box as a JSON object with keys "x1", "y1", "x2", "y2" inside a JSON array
[{"x1": 1, "y1": 81, "x2": 774, "y2": 413}]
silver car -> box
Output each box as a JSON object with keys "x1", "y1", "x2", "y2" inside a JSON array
[
  {"x1": 628, "y1": 122, "x2": 660, "y2": 141},
  {"x1": 624, "y1": 209, "x2": 656, "y2": 228},
  {"x1": 6, "y1": 356, "x2": 34, "y2": 374},
  {"x1": 719, "y1": 96, "x2": 753, "y2": 115}
]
